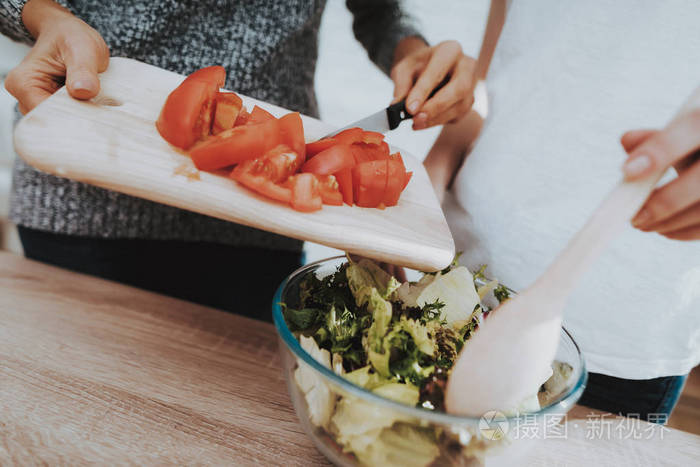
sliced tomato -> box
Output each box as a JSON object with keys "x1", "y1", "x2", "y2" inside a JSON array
[
  {"x1": 212, "y1": 92, "x2": 243, "y2": 135},
  {"x1": 234, "y1": 106, "x2": 250, "y2": 126},
  {"x1": 256, "y1": 144, "x2": 301, "y2": 183},
  {"x1": 334, "y1": 167, "x2": 353, "y2": 206},
  {"x1": 403, "y1": 171, "x2": 413, "y2": 190},
  {"x1": 278, "y1": 112, "x2": 306, "y2": 161},
  {"x1": 305, "y1": 137, "x2": 337, "y2": 157},
  {"x1": 360, "y1": 142, "x2": 390, "y2": 161},
  {"x1": 156, "y1": 78, "x2": 217, "y2": 149},
  {"x1": 361, "y1": 131, "x2": 384, "y2": 145},
  {"x1": 334, "y1": 127, "x2": 364, "y2": 145},
  {"x1": 289, "y1": 173, "x2": 322, "y2": 212},
  {"x1": 190, "y1": 118, "x2": 281, "y2": 170},
  {"x1": 352, "y1": 160, "x2": 388, "y2": 208},
  {"x1": 350, "y1": 144, "x2": 376, "y2": 164},
  {"x1": 248, "y1": 105, "x2": 276, "y2": 124},
  {"x1": 388, "y1": 151, "x2": 406, "y2": 172},
  {"x1": 316, "y1": 175, "x2": 343, "y2": 206},
  {"x1": 301, "y1": 144, "x2": 354, "y2": 175},
  {"x1": 184, "y1": 65, "x2": 226, "y2": 87},
  {"x1": 231, "y1": 160, "x2": 292, "y2": 204},
  {"x1": 384, "y1": 160, "x2": 405, "y2": 206}
]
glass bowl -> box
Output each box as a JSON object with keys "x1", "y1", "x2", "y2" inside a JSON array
[{"x1": 273, "y1": 257, "x2": 587, "y2": 466}]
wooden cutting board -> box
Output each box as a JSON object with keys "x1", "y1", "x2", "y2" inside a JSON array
[{"x1": 13, "y1": 57, "x2": 454, "y2": 271}]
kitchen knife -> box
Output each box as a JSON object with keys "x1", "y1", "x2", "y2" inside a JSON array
[{"x1": 324, "y1": 77, "x2": 450, "y2": 137}]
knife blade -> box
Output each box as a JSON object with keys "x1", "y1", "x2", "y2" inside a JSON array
[{"x1": 324, "y1": 77, "x2": 450, "y2": 138}]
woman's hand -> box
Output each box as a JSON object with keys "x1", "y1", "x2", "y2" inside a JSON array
[
  {"x1": 4, "y1": 0, "x2": 109, "y2": 114},
  {"x1": 623, "y1": 106, "x2": 700, "y2": 240},
  {"x1": 391, "y1": 38, "x2": 476, "y2": 130}
]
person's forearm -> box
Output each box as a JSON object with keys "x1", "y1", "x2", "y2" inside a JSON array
[
  {"x1": 22, "y1": 0, "x2": 73, "y2": 38},
  {"x1": 423, "y1": 110, "x2": 483, "y2": 199}
]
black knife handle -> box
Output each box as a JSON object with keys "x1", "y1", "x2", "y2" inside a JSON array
[{"x1": 385, "y1": 76, "x2": 451, "y2": 130}]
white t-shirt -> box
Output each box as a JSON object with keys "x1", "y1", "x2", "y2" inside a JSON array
[{"x1": 448, "y1": 0, "x2": 700, "y2": 379}]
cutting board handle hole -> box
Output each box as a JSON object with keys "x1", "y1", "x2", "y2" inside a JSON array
[{"x1": 92, "y1": 96, "x2": 123, "y2": 107}]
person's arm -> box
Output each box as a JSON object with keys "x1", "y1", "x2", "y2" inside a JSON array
[
  {"x1": 623, "y1": 87, "x2": 700, "y2": 240},
  {"x1": 2, "y1": 0, "x2": 109, "y2": 113},
  {"x1": 346, "y1": 0, "x2": 475, "y2": 130},
  {"x1": 423, "y1": 109, "x2": 483, "y2": 203}
]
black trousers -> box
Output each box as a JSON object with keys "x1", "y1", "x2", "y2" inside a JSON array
[{"x1": 18, "y1": 226, "x2": 302, "y2": 322}]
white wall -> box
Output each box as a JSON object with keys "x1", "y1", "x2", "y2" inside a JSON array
[{"x1": 0, "y1": 1, "x2": 489, "y2": 259}]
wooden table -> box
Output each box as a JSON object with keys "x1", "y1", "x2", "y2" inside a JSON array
[{"x1": 1, "y1": 251, "x2": 698, "y2": 466}]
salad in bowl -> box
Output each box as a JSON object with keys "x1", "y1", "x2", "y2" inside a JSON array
[{"x1": 273, "y1": 256, "x2": 586, "y2": 466}]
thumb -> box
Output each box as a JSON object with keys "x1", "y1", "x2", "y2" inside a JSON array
[{"x1": 62, "y1": 40, "x2": 106, "y2": 100}]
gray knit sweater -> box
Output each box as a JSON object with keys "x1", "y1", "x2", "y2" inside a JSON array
[{"x1": 1, "y1": 0, "x2": 422, "y2": 250}]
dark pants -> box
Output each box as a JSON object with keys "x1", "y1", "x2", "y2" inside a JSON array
[
  {"x1": 18, "y1": 226, "x2": 302, "y2": 322},
  {"x1": 579, "y1": 372, "x2": 687, "y2": 423}
]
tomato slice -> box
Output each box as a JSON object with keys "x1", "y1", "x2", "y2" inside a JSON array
[
  {"x1": 334, "y1": 167, "x2": 353, "y2": 205},
  {"x1": 403, "y1": 171, "x2": 413, "y2": 190},
  {"x1": 316, "y1": 175, "x2": 343, "y2": 206},
  {"x1": 184, "y1": 66, "x2": 226, "y2": 88},
  {"x1": 234, "y1": 106, "x2": 250, "y2": 126},
  {"x1": 352, "y1": 160, "x2": 388, "y2": 208},
  {"x1": 212, "y1": 92, "x2": 243, "y2": 135},
  {"x1": 361, "y1": 142, "x2": 390, "y2": 161},
  {"x1": 290, "y1": 173, "x2": 322, "y2": 212},
  {"x1": 231, "y1": 159, "x2": 292, "y2": 204},
  {"x1": 388, "y1": 151, "x2": 406, "y2": 171},
  {"x1": 334, "y1": 127, "x2": 364, "y2": 145},
  {"x1": 350, "y1": 144, "x2": 376, "y2": 164},
  {"x1": 305, "y1": 137, "x2": 337, "y2": 157},
  {"x1": 156, "y1": 78, "x2": 217, "y2": 149},
  {"x1": 190, "y1": 118, "x2": 281, "y2": 170},
  {"x1": 301, "y1": 144, "x2": 354, "y2": 175},
  {"x1": 256, "y1": 144, "x2": 301, "y2": 183},
  {"x1": 383, "y1": 160, "x2": 405, "y2": 206},
  {"x1": 248, "y1": 105, "x2": 276, "y2": 124},
  {"x1": 278, "y1": 112, "x2": 306, "y2": 161},
  {"x1": 361, "y1": 131, "x2": 384, "y2": 145}
]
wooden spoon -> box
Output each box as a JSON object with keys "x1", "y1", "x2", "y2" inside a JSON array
[{"x1": 445, "y1": 86, "x2": 700, "y2": 416}]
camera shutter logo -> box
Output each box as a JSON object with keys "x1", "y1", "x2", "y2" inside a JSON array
[{"x1": 479, "y1": 410, "x2": 509, "y2": 440}]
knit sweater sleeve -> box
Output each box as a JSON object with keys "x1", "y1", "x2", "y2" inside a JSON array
[
  {"x1": 345, "y1": 0, "x2": 427, "y2": 75},
  {"x1": 0, "y1": 0, "x2": 33, "y2": 43}
]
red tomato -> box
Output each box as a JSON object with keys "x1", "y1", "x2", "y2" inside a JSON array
[
  {"x1": 184, "y1": 66, "x2": 226, "y2": 87},
  {"x1": 234, "y1": 107, "x2": 250, "y2": 126},
  {"x1": 190, "y1": 118, "x2": 281, "y2": 170},
  {"x1": 334, "y1": 167, "x2": 353, "y2": 206},
  {"x1": 301, "y1": 144, "x2": 354, "y2": 175},
  {"x1": 360, "y1": 142, "x2": 390, "y2": 161},
  {"x1": 361, "y1": 131, "x2": 384, "y2": 145},
  {"x1": 212, "y1": 92, "x2": 243, "y2": 135},
  {"x1": 278, "y1": 112, "x2": 306, "y2": 161},
  {"x1": 334, "y1": 127, "x2": 364, "y2": 145},
  {"x1": 290, "y1": 173, "x2": 322, "y2": 212},
  {"x1": 353, "y1": 160, "x2": 388, "y2": 208},
  {"x1": 350, "y1": 144, "x2": 376, "y2": 164},
  {"x1": 383, "y1": 160, "x2": 405, "y2": 206},
  {"x1": 403, "y1": 171, "x2": 413, "y2": 189},
  {"x1": 256, "y1": 144, "x2": 301, "y2": 183},
  {"x1": 388, "y1": 151, "x2": 406, "y2": 171},
  {"x1": 248, "y1": 105, "x2": 276, "y2": 124},
  {"x1": 156, "y1": 78, "x2": 217, "y2": 149},
  {"x1": 316, "y1": 175, "x2": 343, "y2": 206},
  {"x1": 231, "y1": 160, "x2": 292, "y2": 204},
  {"x1": 305, "y1": 137, "x2": 337, "y2": 157}
]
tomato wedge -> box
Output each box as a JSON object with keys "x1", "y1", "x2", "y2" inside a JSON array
[
  {"x1": 361, "y1": 131, "x2": 384, "y2": 145},
  {"x1": 190, "y1": 118, "x2": 281, "y2": 170},
  {"x1": 278, "y1": 112, "x2": 306, "y2": 161},
  {"x1": 334, "y1": 167, "x2": 353, "y2": 205},
  {"x1": 290, "y1": 173, "x2": 322, "y2": 212},
  {"x1": 334, "y1": 127, "x2": 364, "y2": 145},
  {"x1": 156, "y1": 79, "x2": 217, "y2": 149},
  {"x1": 301, "y1": 144, "x2": 354, "y2": 175},
  {"x1": 305, "y1": 137, "x2": 337, "y2": 157},
  {"x1": 403, "y1": 171, "x2": 413, "y2": 190},
  {"x1": 248, "y1": 105, "x2": 276, "y2": 124},
  {"x1": 234, "y1": 106, "x2": 250, "y2": 126},
  {"x1": 212, "y1": 92, "x2": 243, "y2": 135},
  {"x1": 353, "y1": 160, "x2": 388, "y2": 208},
  {"x1": 316, "y1": 175, "x2": 343, "y2": 206},
  {"x1": 184, "y1": 65, "x2": 226, "y2": 87},
  {"x1": 384, "y1": 160, "x2": 405, "y2": 206},
  {"x1": 231, "y1": 159, "x2": 292, "y2": 204},
  {"x1": 256, "y1": 144, "x2": 301, "y2": 183}
]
